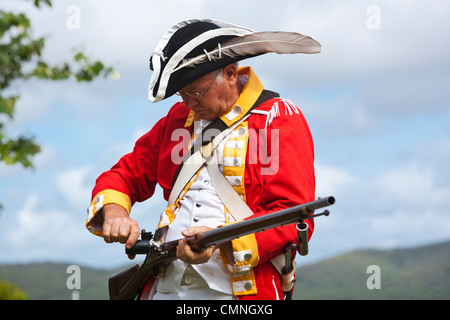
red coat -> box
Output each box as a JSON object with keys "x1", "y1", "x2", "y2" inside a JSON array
[{"x1": 86, "y1": 67, "x2": 315, "y2": 300}]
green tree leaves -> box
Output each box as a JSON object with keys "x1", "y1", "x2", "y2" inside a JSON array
[
  {"x1": 0, "y1": 1, "x2": 113, "y2": 170},
  {"x1": 0, "y1": 278, "x2": 28, "y2": 300}
]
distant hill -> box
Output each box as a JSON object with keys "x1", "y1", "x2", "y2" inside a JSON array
[
  {"x1": 0, "y1": 262, "x2": 118, "y2": 300},
  {"x1": 1, "y1": 240, "x2": 449, "y2": 300},
  {"x1": 293, "y1": 240, "x2": 450, "y2": 300}
]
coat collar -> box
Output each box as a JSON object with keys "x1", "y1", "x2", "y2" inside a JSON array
[{"x1": 184, "y1": 66, "x2": 264, "y2": 128}]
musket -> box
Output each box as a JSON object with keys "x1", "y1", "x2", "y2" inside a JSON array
[{"x1": 108, "y1": 196, "x2": 335, "y2": 300}]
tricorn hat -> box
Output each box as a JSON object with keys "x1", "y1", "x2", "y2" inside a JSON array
[{"x1": 148, "y1": 18, "x2": 321, "y2": 102}]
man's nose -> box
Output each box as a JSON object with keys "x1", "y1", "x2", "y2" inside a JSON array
[{"x1": 183, "y1": 96, "x2": 199, "y2": 109}]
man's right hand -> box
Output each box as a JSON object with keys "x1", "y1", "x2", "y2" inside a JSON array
[{"x1": 101, "y1": 203, "x2": 140, "y2": 256}]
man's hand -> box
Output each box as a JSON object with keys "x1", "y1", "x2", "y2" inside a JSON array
[
  {"x1": 101, "y1": 203, "x2": 140, "y2": 258},
  {"x1": 176, "y1": 226, "x2": 217, "y2": 264}
]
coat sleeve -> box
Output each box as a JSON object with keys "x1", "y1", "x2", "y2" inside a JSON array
[{"x1": 85, "y1": 115, "x2": 169, "y2": 237}]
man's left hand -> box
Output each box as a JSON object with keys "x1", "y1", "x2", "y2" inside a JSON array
[{"x1": 176, "y1": 226, "x2": 217, "y2": 264}]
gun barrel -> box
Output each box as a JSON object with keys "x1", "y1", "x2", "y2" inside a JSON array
[
  {"x1": 195, "y1": 196, "x2": 335, "y2": 248},
  {"x1": 304, "y1": 196, "x2": 335, "y2": 212},
  {"x1": 126, "y1": 196, "x2": 335, "y2": 255}
]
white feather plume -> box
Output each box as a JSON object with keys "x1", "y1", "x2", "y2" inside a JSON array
[{"x1": 171, "y1": 31, "x2": 321, "y2": 73}]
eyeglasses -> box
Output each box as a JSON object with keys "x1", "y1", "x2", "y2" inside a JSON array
[{"x1": 176, "y1": 71, "x2": 220, "y2": 100}]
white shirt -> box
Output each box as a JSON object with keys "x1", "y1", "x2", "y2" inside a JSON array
[{"x1": 156, "y1": 119, "x2": 233, "y2": 296}]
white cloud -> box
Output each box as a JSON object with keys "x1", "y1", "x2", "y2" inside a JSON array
[
  {"x1": 369, "y1": 208, "x2": 450, "y2": 249},
  {"x1": 373, "y1": 163, "x2": 450, "y2": 209},
  {"x1": 54, "y1": 167, "x2": 93, "y2": 209},
  {"x1": 12, "y1": 193, "x2": 84, "y2": 248},
  {"x1": 301, "y1": 94, "x2": 376, "y2": 137},
  {"x1": 354, "y1": 161, "x2": 450, "y2": 249},
  {"x1": 315, "y1": 163, "x2": 359, "y2": 197},
  {"x1": 1, "y1": 191, "x2": 131, "y2": 266},
  {"x1": 33, "y1": 145, "x2": 61, "y2": 170},
  {"x1": 310, "y1": 159, "x2": 450, "y2": 256},
  {"x1": 283, "y1": 1, "x2": 450, "y2": 75}
]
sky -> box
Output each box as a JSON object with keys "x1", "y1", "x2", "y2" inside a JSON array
[{"x1": 1, "y1": 0, "x2": 450, "y2": 271}]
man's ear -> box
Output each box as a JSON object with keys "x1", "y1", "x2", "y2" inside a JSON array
[{"x1": 223, "y1": 64, "x2": 238, "y2": 86}]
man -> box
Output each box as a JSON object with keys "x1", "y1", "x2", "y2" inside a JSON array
[{"x1": 86, "y1": 19, "x2": 321, "y2": 300}]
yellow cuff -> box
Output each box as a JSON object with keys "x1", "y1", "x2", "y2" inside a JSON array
[
  {"x1": 219, "y1": 231, "x2": 260, "y2": 296},
  {"x1": 85, "y1": 189, "x2": 132, "y2": 236},
  {"x1": 230, "y1": 233, "x2": 260, "y2": 268}
]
